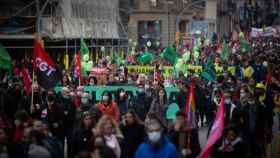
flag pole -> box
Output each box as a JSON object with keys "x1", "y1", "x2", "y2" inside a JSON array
[
  {"x1": 76, "y1": 39, "x2": 81, "y2": 86},
  {"x1": 31, "y1": 0, "x2": 40, "y2": 113}
]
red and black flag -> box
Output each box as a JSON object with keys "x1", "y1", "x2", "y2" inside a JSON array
[{"x1": 33, "y1": 41, "x2": 61, "y2": 89}]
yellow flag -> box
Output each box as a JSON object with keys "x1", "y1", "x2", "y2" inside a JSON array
[
  {"x1": 175, "y1": 31, "x2": 180, "y2": 47},
  {"x1": 95, "y1": 49, "x2": 99, "y2": 64},
  {"x1": 121, "y1": 49, "x2": 125, "y2": 60},
  {"x1": 63, "y1": 52, "x2": 69, "y2": 70}
]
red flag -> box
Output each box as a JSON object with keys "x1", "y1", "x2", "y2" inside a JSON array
[
  {"x1": 74, "y1": 52, "x2": 81, "y2": 81},
  {"x1": 185, "y1": 83, "x2": 196, "y2": 129},
  {"x1": 21, "y1": 68, "x2": 32, "y2": 95},
  {"x1": 33, "y1": 41, "x2": 61, "y2": 89},
  {"x1": 266, "y1": 70, "x2": 272, "y2": 85},
  {"x1": 200, "y1": 93, "x2": 225, "y2": 158}
]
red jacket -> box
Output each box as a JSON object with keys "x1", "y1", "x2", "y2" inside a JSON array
[{"x1": 97, "y1": 101, "x2": 120, "y2": 122}]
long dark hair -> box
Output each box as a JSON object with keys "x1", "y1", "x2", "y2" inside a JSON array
[
  {"x1": 125, "y1": 109, "x2": 143, "y2": 125},
  {"x1": 155, "y1": 88, "x2": 167, "y2": 104}
]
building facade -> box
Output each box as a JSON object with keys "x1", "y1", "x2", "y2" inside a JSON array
[
  {"x1": 217, "y1": 0, "x2": 280, "y2": 36},
  {"x1": 125, "y1": 0, "x2": 212, "y2": 47}
]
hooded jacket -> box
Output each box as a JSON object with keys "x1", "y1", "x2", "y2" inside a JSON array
[{"x1": 134, "y1": 136, "x2": 180, "y2": 158}]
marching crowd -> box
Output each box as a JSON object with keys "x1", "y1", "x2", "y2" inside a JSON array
[{"x1": 0, "y1": 33, "x2": 280, "y2": 158}]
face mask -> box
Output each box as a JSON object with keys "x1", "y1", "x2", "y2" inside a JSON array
[
  {"x1": 248, "y1": 100, "x2": 255, "y2": 105},
  {"x1": 145, "y1": 84, "x2": 150, "y2": 89},
  {"x1": 102, "y1": 96, "x2": 109, "y2": 102},
  {"x1": 138, "y1": 89, "x2": 145, "y2": 94},
  {"x1": 81, "y1": 98, "x2": 89, "y2": 104},
  {"x1": 120, "y1": 92, "x2": 125, "y2": 97},
  {"x1": 139, "y1": 88, "x2": 144, "y2": 92},
  {"x1": 148, "y1": 131, "x2": 161, "y2": 143},
  {"x1": 225, "y1": 99, "x2": 231, "y2": 104},
  {"x1": 263, "y1": 61, "x2": 268, "y2": 67},
  {"x1": 240, "y1": 93, "x2": 246, "y2": 98}
]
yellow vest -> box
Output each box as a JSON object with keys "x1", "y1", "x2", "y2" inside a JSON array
[
  {"x1": 243, "y1": 66, "x2": 254, "y2": 78},
  {"x1": 228, "y1": 66, "x2": 236, "y2": 76},
  {"x1": 215, "y1": 64, "x2": 223, "y2": 76}
]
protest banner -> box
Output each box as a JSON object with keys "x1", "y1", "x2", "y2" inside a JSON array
[
  {"x1": 55, "y1": 85, "x2": 179, "y2": 101},
  {"x1": 126, "y1": 65, "x2": 203, "y2": 77}
]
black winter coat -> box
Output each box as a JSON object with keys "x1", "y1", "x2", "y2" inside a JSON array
[
  {"x1": 120, "y1": 123, "x2": 146, "y2": 158},
  {"x1": 169, "y1": 128, "x2": 201, "y2": 158}
]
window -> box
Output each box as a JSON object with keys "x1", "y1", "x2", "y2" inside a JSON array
[
  {"x1": 179, "y1": 20, "x2": 189, "y2": 33},
  {"x1": 150, "y1": 0, "x2": 158, "y2": 7},
  {"x1": 138, "y1": 20, "x2": 161, "y2": 49}
]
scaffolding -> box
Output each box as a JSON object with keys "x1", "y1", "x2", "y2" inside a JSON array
[
  {"x1": 42, "y1": 0, "x2": 125, "y2": 39},
  {"x1": 0, "y1": 0, "x2": 128, "y2": 46}
]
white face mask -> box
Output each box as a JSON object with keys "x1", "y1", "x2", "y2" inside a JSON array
[
  {"x1": 225, "y1": 99, "x2": 231, "y2": 104},
  {"x1": 262, "y1": 61, "x2": 268, "y2": 67},
  {"x1": 240, "y1": 93, "x2": 246, "y2": 98},
  {"x1": 120, "y1": 92, "x2": 125, "y2": 97},
  {"x1": 248, "y1": 101, "x2": 255, "y2": 105},
  {"x1": 148, "y1": 131, "x2": 161, "y2": 143},
  {"x1": 102, "y1": 96, "x2": 109, "y2": 102},
  {"x1": 81, "y1": 98, "x2": 89, "y2": 104}
]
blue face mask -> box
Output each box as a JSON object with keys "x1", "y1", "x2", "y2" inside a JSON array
[
  {"x1": 138, "y1": 88, "x2": 145, "y2": 93},
  {"x1": 148, "y1": 131, "x2": 161, "y2": 143}
]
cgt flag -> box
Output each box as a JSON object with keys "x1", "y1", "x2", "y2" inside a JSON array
[{"x1": 33, "y1": 41, "x2": 61, "y2": 89}]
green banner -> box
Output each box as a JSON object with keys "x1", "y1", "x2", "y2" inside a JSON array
[{"x1": 55, "y1": 86, "x2": 179, "y2": 101}]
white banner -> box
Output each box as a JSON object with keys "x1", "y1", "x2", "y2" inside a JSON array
[{"x1": 250, "y1": 26, "x2": 280, "y2": 38}]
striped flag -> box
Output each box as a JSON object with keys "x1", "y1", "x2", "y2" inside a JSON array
[
  {"x1": 73, "y1": 53, "x2": 81, "y2": 82},
  {"x1": 185, "y1": 83, "x2": 196, "y2": 129},
  {"x1": 200, "y1": 93, "x2": 225, "y2": 158}
]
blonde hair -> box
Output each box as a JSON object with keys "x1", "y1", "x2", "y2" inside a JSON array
[{"x1": 94, "y1": 115, "x2": 123, "y2": 138}]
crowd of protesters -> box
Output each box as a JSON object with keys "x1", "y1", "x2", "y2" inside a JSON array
[{"x1": 0, "y1": 31, "x2": 280, "y2": 158}]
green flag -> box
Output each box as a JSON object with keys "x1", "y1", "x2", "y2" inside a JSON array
[
  {"x1": 160, "y1": 46, "x2": 178, "y2": 64},
  {"x1": 240, "y1": 39, "x2": 251, "y2": 53},
  {"x1": 80, "y1": 38, "x2": 89, "y2": 57},
  {"x1": 201, "y1": 57, "x2": 216, "y2": 81},
  {"x1": 0, "y1": 45, "x2": 12, "y2": 70},
  {"x1": 137, "y1": 51, "x2": 154, "y2": 63},
  {"x1": 222, "y1": 40, "x2": 230, "y2": 61},
  {"x1": 114, "y1": 52, "x2": 123, "y2": 67},
  {"x1": 80, "y1": 38, "x2": 92, "y2": 76}
]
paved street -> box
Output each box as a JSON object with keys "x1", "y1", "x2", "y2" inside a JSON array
[{"x1": 199, "y1": 126, "x2": 208, "y2": 148}]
